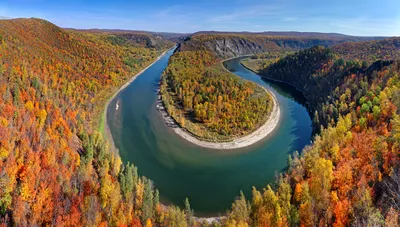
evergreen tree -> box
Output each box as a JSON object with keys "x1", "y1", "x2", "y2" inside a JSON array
[
  {"x1": 184, "y1": 198, "x2": 194, "y2": 226},
  {"x1": 142, "y1": 179, "x2": 154, "y2": 224}
]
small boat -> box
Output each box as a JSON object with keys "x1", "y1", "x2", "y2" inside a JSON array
[{"x1": 116, "y1": 101, "x2": 119, "y2": 110}]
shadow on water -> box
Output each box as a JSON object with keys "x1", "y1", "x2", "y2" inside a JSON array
[
  {"x1": 264, "y1": 79, "x2": 311, "y2": 154},
  {"x1": 262, "y1": 78, "x2": 307, "y2": 107},
  {"x1": 288, "y1": 103, "x2": 311, "y2": 150},
  {"x1": 107, "y1": 51, "x2": 313, "y2": 217}
]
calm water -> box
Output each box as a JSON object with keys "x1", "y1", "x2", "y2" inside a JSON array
[{"x1": 107, "y1": 49, "x2": 312, "y2": 216}]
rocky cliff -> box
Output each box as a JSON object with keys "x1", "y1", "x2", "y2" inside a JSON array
[{"x1": 202, "y1": 37, "x2": 265, "y2": 58}]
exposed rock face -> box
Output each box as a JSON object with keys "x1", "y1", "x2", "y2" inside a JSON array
[{"x1": 204, "y1": 37, "x2": 265, "y2": 58}]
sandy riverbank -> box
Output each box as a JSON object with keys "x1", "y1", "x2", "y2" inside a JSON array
[
  {"x1": 103, "y1": 48, "x2": 173, "y2": 148},
  {"x1": 158, "y1": 75, "x2": 281, "y2": 150}
]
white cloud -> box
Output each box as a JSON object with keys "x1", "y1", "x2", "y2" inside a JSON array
[{"x1": 283, "y1": 17, "x2": 298, "y2": 22}]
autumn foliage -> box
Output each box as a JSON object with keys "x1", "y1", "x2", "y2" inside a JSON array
[
  {"x1": 224, "y1": 39, "x2": 400, "y2": 226},
  {"x1": 160, "y1": 50, "x2": 273, "y2": 141},
  {"x1": 1, "y1": 17, "x2": 399, "y2": 226},
  {"x1": 0, "y1": 18, "x2": 179, "y2": 226}
]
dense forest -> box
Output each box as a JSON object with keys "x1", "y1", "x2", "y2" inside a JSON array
[
  {"x1": 160, "y1": 50, "x2": 273, "y2": 141},
  {"x1": 1, "y1": 17, "x2": 399, "y2": 227},
  {"x1": 0, "y1": 18, "x2": 201, "y2": 226},
  {"x1": 67, "y1": 28, "x2": 175, "y2": 50},
  {"x1": 331, "y1": 38, "x2": 400, "y2": 63},
  {"x1": 220, "y1": 39, "x2": 400, "y2": 226}
]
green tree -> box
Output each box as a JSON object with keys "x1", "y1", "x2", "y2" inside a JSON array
[
  {"x1": 184, "y1": 198, "x2": 194, "y2": 226},
  {"x1": 163, "y1": 206, "x2": 187, "y2": 227},
  {"x1": 142, "y1": 178, "x2": 154, "y2": 225},
  {"x1": 361, "y1": 103, "x2": 370, "y2": 114},
  {"x1": 277, "y1": 177, "x2": 292, "y2": 224},
  {"x1": 372, "y1": 106, "x2": 381, "y2": 119},
  {"x1": 226, "y1": 191, "x2": 250, "y2": 227},
  {"x1": 154, "y1": 189, "x2": 161, "y2": 225}
]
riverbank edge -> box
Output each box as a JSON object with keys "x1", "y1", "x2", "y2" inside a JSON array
[
  {"x1": 158, "y1": 56, "x2": 281, "y2": 150},
  {"x1": 102, "y1": 47, "x2": 174, "y2": 149}
]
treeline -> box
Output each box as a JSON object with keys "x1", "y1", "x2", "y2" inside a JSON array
[
  {"x1": 221, "y1": 40, "x2": 400, "y2": 226},
  {"x1": 160, "y1": 50, "x2": 272, "y2": 141}
]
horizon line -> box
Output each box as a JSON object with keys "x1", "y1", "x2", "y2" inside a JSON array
[{"x1": 1, "y1": 16, "x2": 396, "y2": 38}]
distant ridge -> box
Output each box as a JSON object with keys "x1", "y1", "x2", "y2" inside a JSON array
[
  {"x1": 177, "y1": 31, "x2": 389, "y2": 59},
  {"x1": 65, "y1": 28, "x2": 190, "y2": 42},
  {"x1": 0, "y1": 18, "x2": 173, "y2": 50},
  {"x1": 192, "y1": 31, "x2": 388, "y2": 41}
]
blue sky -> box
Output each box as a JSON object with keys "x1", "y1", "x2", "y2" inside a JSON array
[{"x1": 0, "y1": 0, "x2": 399, "y2": 36}]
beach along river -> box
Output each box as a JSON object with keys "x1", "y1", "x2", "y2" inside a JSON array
[{"x1": 107, "y1": 49, "x2": 312, "y2": 216}]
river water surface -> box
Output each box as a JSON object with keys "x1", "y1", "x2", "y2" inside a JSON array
[{"x1": 107, "y1": 49, "x2": 312, "y2": 216}]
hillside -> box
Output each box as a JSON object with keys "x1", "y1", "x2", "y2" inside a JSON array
[
  {"x1": 255, "y1": 38, "x2": 400, "y2": 132},
  {"x1": 68, "y1": 28, "x2": 176, "y2": 49},
  {"x1": 332, "y1": 38, "x2": 400, "y2": 63},
  {"x1": 72, "y1": 28, "x2": 189, "y2": 42},
  {"x1": 178, "y1": 33, "x2": 383, "y2": 59},
  {"x1": 0, "y1": 18, "x2": 181, "y2": 226},
  {"x1": 242, "y1": 38, "x2": 400, "y2": 132},
  {"x1": 221, "y1": 39, "x2": 400, "y2": 226}
]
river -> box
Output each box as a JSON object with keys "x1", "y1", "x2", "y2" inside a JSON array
[{"x1": 107, "y1": 49, "x2": 312, "y2": 217}]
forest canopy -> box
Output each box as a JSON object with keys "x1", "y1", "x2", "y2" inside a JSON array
[
  {"x1": 0, "y1": 17, "x2": 399, "y2": 227},
  {"x1": 160, "y1": 50, "x2": 273, "y2": 141},
  {"x1": 0, "y1": 18, "x2": 181, "y2": 226}
]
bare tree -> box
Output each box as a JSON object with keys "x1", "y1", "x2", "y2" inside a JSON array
[{"x1": 381, "y1": 167, "x2": 400, "y2": 211}]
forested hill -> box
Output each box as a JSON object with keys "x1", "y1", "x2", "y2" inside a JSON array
[
  {"x1": 67, "y1": 28, "x2": 178, "y2": 48},
  {"x1": 220, "y1": 39, "x2": 400, "y2": 226},
  {"x1": 258, "y1": 38, "x2": 400, "y2": 131},
  {"x1": 177, "y1": 33, "x2": 384, "y2": 59},
  {"x1": 0, "y1": 18, "x2": 186, "y2": 226},
  {"x1": 332, "y1": 37, "x2": 400, "y2": 63}
]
